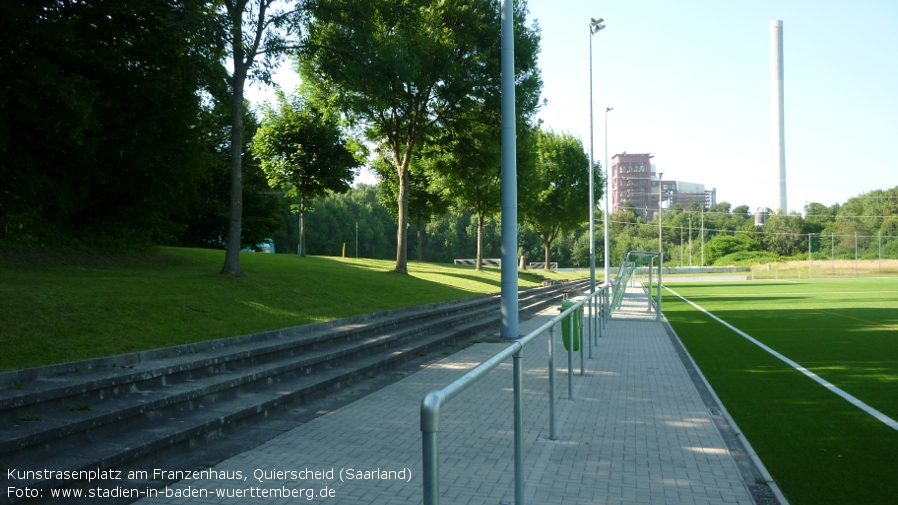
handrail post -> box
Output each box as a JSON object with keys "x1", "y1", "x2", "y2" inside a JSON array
[
  {"x1": 567, "y1": 311, "x2": 574, "y2": 399},
  {"x1": 588, "y1": 295, "x2": 594, "y2": 358},
  {"x1": 421, "y1": 393, "x2": 442, "y2": 505},
  {"x1": 513, "y1": 347, "x2": 524, "y2": 505},
  {"x1": 548, "y1": 325, "x2": 556, "y2": 440},
  {"x1": 648, "y1": 257, "x2": 654, "y2": 313},
  {"x1": 579, "y1": 307, "x2": 585, "y2": 375}
]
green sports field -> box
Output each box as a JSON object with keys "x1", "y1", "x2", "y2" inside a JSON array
[{"x1": 661, "y1": 279, "x2": 898, "y2": 505}]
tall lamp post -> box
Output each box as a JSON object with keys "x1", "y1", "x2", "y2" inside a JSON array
[
  {"x1": 658, "y1": 172, "x2": 664, "y2": 254},
  {"x1": 588, "y1": 17, "x2": 605, "y2": 294},
  {"x1": 604, "y1": 106, "x2": 613, "y2": 286}
]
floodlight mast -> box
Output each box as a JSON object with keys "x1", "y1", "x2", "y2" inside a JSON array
[{"x1": 587, "y1": 16, "x2": 605, "y2": 295}]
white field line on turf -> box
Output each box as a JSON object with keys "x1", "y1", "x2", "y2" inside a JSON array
[{"x1": 664, "y1": 286, "x2": 898, "y2": 433}]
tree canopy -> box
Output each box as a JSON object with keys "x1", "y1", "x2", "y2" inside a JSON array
[
  {"x1": 521, "y1": 129, "x2": 597, "y2": 269},
  {"x1": 301, "y1": 0, "x2": 541, "y2": 274},
  {"x1": 252, "y1": 90, "x2": 362, "y2": 255}
]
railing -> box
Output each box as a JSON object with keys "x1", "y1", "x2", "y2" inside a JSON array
[
  {"x1": 420, "y1": 283, "x2": 610, "y2": 505},
  {"x1": 610, "y1": 251, "x2": 663, "y2": 321}
]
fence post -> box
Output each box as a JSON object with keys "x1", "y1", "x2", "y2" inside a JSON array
[
  {"x1": 548, "y1": 325, "x2": 556, "y2": 440},
  {"x1": 513, "y1": 348, "x2": 524, "y2": 505}
]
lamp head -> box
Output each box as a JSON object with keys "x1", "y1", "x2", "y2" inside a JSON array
[
  {"x1": 590, "y1": 17, "x2": 604, "y2": 25},
  {"x1": 606, "y1": 107, "x2": 614, "y2": 112}
]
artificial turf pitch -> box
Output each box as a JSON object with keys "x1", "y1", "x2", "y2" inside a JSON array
[{"x1": 661, "y1": 279, "x2": 898, "y2": 505}]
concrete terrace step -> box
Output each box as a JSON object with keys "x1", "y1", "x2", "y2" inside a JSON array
[{"x1": 0, "y1": 280, "x2": 586, "y2": 504}]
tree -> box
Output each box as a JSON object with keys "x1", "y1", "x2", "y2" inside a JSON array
[
  {"x1": 252, "y1": 90, "x2": 362, "y2": 255},
  {"x1": 705, "y1": 234, "x2": 761, "y2": 264},
  {"x1": 521, "y1": 129, "x2": 596, "y2": 270},
  {"x1": 219, "y1": 0, "x2": 302, "y2": 275},
  {"x1": 426, "y1": 124, "x2": 501, "y2": 270},
  {"x1": 178, "y1": 98, "x2": 283, "y2": 249},
  {"x1": 301, "y1": 0, "x2": 540, "y2": 274},
  {"x1": 372, "y1": 154, "x2": 448, "y2": 262},
  {"x1": 0, "y1": 0, "x2": 219, "y2": 249}
]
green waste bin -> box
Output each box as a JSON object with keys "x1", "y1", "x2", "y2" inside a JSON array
[{"x1": 558, "y1": 300, "x2": 581, "y2": 351}]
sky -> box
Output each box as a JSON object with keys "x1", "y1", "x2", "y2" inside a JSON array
[{"x1": 246, "y1": 0, "x2": 898, "y2": 215}]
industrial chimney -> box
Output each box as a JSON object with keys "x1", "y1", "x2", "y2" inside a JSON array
[{"x1": 771, "y1": 20, "x2": 786, "y2": 213}]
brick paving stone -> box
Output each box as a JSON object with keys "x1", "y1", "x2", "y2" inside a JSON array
[{"x1": 134, "y1": 284, "x2": 756, "y2": 505}]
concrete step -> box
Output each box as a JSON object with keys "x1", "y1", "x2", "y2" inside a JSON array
[{"x1": 0, "y1": 280, "x2": 586, "y2": 504}]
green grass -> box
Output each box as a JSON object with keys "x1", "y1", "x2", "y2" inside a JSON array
[
  {"x1": 0, "y1": 247, "x2": 577, "y2": 372},
  {"x1": 661, "y1": 279, "x2": 898, "y2": 505}
]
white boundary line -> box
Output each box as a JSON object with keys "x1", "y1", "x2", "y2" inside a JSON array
[{"x1": 664, "y1": 286, "x2": 898, "y2": 433}]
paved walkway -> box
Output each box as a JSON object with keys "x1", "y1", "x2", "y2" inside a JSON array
[{"x1": 136, "y1": 286, "x2": 759, "y2": 505}]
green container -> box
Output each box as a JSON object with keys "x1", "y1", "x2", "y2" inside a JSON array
[{"x1": 558, "y1": 300, "x2": 581, "y2": 351}]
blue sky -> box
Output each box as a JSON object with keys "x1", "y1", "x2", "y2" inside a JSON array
[{"x1": 247, "y1": 0, "x2": 898, "y2": 214}]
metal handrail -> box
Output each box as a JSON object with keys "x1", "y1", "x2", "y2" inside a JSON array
[{"x1": 420, "y1": 284, "x2": 610, "y2": 505}]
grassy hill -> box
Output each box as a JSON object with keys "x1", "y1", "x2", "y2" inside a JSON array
[{"x1": 0, "y1": 247, "x2": 586, "y2": 372}]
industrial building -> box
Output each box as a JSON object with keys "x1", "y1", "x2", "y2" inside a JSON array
[{"x1": 611, "y1": 152, "x2": 716, "y2": 221}]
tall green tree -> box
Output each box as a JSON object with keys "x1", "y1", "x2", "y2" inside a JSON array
[
  {"x1": 521, "y1": 129, "x2": 596, "y2": 269},
  {"x1": 301, "y1": 0, "x2": 539, "y2": 274},
  {"x1": 178, "y1": 98, "x2": 283, "y2": 250},
  {"x1": 218, "y1": 0, "x2": 302, "y2": 275},
  {"x1": 372, "y1": 153, "x2": 448, "y2": 262},
  {"x1": 252, "y1": 90, "x2": 362, "y2": 255},
  {"x1": 0, "y1": 0, "x2": 219, "y2": 248}
]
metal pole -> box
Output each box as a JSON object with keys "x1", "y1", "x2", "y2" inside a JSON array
[
  {"x1": 648, "y1": 257, "x2": 654, "y2": 313},
  {"x1": 588, "y1": 296, "x2": 594, "y2": 358},
  {"x1": 567, "y1": 311, "x2": 574, "y2": 400},
  {"x1": 658, "y1": 173, "x2": 664, "y2": 255},
  {"x1": 604, "y1": 107, "x2": 613, "y2": 286},
  {"x1": 548, "y1": 325, "x2": 556, "y2": 440},
  {"x1": 832, "y1": 232, "x2": 835, "y2": 276},
  {"x1": 657, "y1": 253, "x2": 663, "y2": 321},
  {"x1": 499, "y1": 0, "x2": 518, "y2": 340},
  {"x1": 700, "y1": 206, "x2": 705, "y2": 270},
  {"x1": 879, "y1": 232, "x2": 882, "y2": 276},
  {"x1": 808, "y1": 233, "x2": 811, "y2": 279},
  {"x1": 588, "y1": 21, "x2": 596, "y2": 297},
  {"x1": 580, "y1": 308, "x2": 585, "y2": 376},
  {"x1": 513, "y1": 349, "x2": 524, "y2": 505},
  {"x1": 422, "y1": 430, "x2": 438, "y2": 505},
  {"x1": 856, "y1": 232, "x2": 859, "y2": 277}
]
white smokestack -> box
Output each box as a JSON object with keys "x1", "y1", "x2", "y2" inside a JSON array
[{"x1": 771, "y1": 20, "x2": 786, "y2": 213}]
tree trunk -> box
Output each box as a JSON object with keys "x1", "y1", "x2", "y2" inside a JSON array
[
  {"x1": 221, "y1": 52, "x2": 246, "y2": 276},
  {"x1": 299, "y1": 210, "x2": 306, "y2": 256},
  {"x1": 544, "y1": 236, "x2": 552, "y2": 271},
  {"x1": 475, "y1": 211, "x2": 484, "y2": 271},
  {"x1": 299, "y1": 193, "x2": 306, "y2": 256},
  {"x1": 393, "y1": 149, "x2": 412, "y2": 274},
  {"x1": 417, "y1": 213, "x2": 423, "y2": 262}
]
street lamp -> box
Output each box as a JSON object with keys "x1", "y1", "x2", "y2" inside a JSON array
[
  {"x1": 604, "y1": 106, "x2": 613, "y2": 286},
  {"x1": 588, "y1": 17, "x2": 605, "y2": 294},
  {"x1": 658, "y1": 172, "x2": 664, "y2": 254}
]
